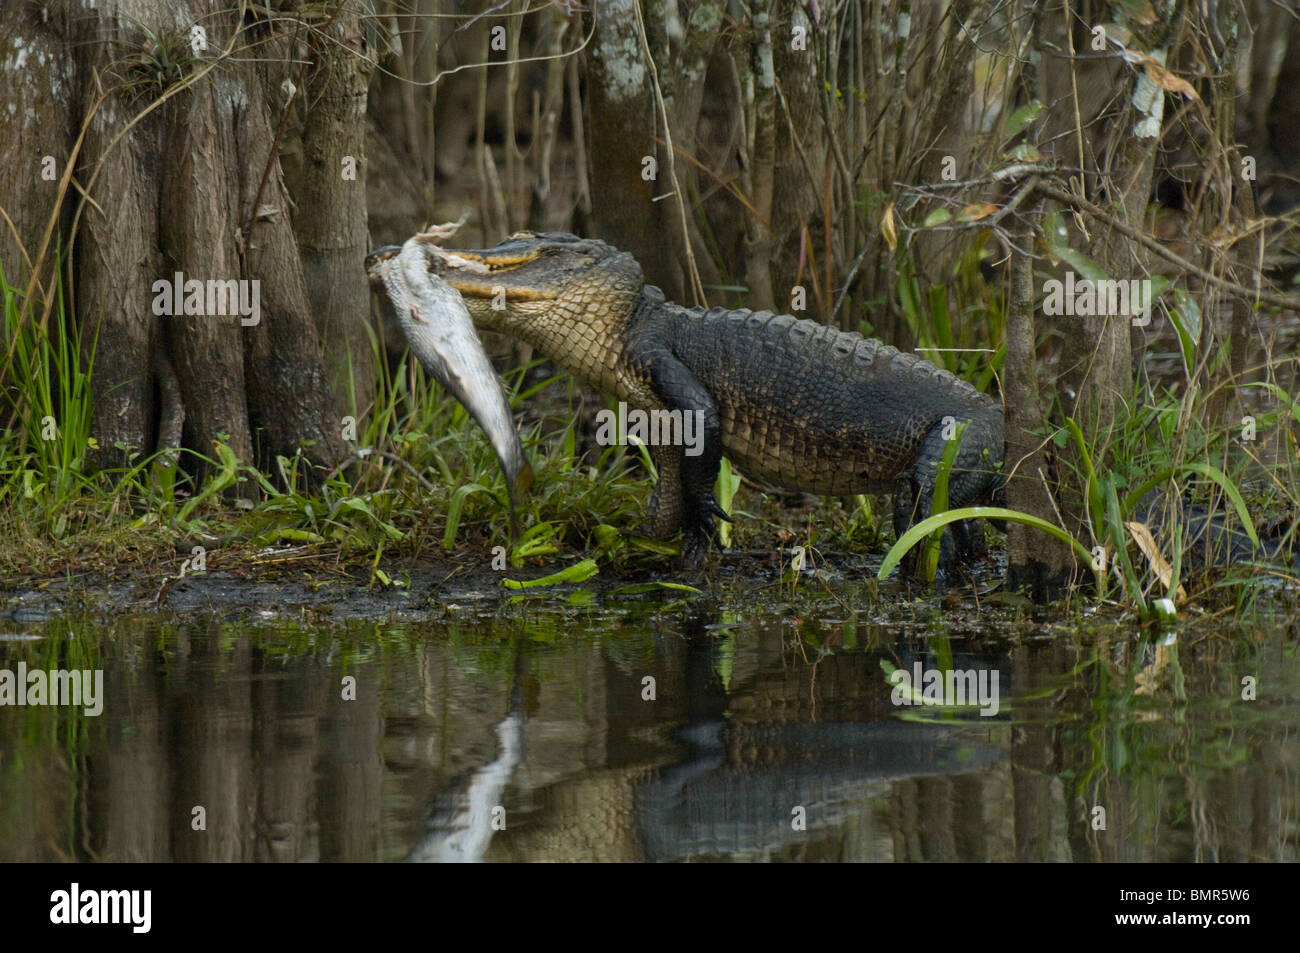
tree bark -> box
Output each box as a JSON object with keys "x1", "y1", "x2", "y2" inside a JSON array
[
  {"x1": 286, "y1": 8, "x2": 376, "y2": 423},
  {"x1": 742, "y1": 0, "x2": 777, "y2": 312},
  {"x1": 1, "y1": 2, "x2": 368, "y2": 483},
  {"x1": 158, "y1": 76, "x2": 254, "y2": 468},
  {"x1": 1005, "y1": 216, "x2": 1078, "y2": 597},
  {"x1": 586, "y1": 1, "x2": 724, "y2": 304},
  {"x1": 586, "y1": 0, "x2": 683, "y2": 299}
]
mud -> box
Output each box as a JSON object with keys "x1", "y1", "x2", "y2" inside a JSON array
[{"x1": 0, "y1": 547, "x2": 1022, "y2": 631}]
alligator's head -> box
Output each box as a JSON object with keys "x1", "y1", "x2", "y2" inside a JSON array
[
  {"x1": 365, "y1": 231, "x2": 643, "y2": 528},
  {"x1": 375, "y1": 232, "x2": 645, "y2": 336}
]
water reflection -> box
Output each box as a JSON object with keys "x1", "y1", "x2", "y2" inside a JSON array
[{"x1": 0, "y1": 603, "x2": 1294, "y2": 862}]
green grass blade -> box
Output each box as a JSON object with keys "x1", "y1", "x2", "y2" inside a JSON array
[
  {"x1": 921, "y1": 420, "x2": 968, "y2": 582},
  {"x1": 879, "y1": 506, "x2": 1099, "y2": 588},
  {"x1": 502, "y1": 558, "x2": 600, "y2": 589},
  {"x1": 1121, "y1": 463, "x2": 1259, "y2": 551},
  {"x1": 1065, "y1": 417, "x2": 1103, "y2": 543}
]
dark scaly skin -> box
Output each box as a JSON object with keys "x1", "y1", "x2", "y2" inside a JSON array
[{"x1": 372, "y1": 232, "x2": 1006, "y2": 571}]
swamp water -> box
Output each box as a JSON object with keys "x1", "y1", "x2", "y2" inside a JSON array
[{"x1": 1, "y1": 576, "x2": 1296, "y2": 862}]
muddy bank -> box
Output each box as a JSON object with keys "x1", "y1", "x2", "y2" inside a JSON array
[
  {"x1": 3, "y1": 564, "x2": 495, "y2": 625},
  {"x1": 0, "y1": 550, "x2": 767, "y2": 623},
  {"x1": 0, "y1": 546, "x2": 1029, "y2": 629}
]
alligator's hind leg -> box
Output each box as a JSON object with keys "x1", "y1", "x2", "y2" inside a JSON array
[
  {"x1": 893, "y1": 418, "x2": 993, "y2": 577},
  {"x1": 954, "y1": 518, "x2": 987, "y2": 561},
  {"x1": 893, "y1": 471, "x2": 955, "y2": 577}
]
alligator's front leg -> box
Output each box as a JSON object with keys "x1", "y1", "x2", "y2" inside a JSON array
[
  {"x1": 645, "y1": 443, "x2": 684, "y2": 538},
  {"x1": 629, "y1": 340, "x2": 730, "y2": 565}
]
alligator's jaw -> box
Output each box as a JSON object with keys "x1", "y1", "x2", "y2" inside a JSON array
[
  {"x1": 421, "y1": 232, "x2": 619, "y2": 329},
  {"x1": 366, "y1": 238, "x2": 533, "y2": 512}
]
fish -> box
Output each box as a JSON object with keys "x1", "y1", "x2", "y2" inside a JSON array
[{"x1": 366, "y1": 232, "x2": 533, "y2": 522}]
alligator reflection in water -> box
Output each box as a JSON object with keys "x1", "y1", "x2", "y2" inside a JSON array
[
  {"x1": 412, "y1": 621, "x2": 1012, "y2": 862},
  {"x1": 634, "y1": 718, "x2": 1004, "y2": 861},
  {"x1": 0, "y1": 603, "x2": 1295, "y2": 862}
]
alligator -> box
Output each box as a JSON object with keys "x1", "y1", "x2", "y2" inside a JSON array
[{"x1": 367, "y1": 231, "x2": 1004, "y2": 571}]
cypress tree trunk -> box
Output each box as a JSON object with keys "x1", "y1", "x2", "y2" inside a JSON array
[{"x1": 0, "y1": 0, "x2": 373, "y2": 481}]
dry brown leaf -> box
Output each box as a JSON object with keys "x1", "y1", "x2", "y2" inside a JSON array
[
  {"x1": 1130, "y1": 2, "x2": 1157, "y2": 26},
  {"x1": 1125, "y1": 520, "x2": 1188, "y2": 603},
  {"x1": 956, "y1": 203, "x2": 999, "y2": 223},
  {"x1": 1135, "y1": 54, "x2": 1200, "y2": 100}
]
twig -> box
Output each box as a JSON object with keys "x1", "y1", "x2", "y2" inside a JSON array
[
  {"x1": 831, "y1": 236, "x2": 872, "y2": 321},
  {"x1": 1034, "y1": 180, "x2": 1300, "y2": 313},
  {"x1": 343, "y1": 448, "x2": 439, "y2": 494},
  {"x1": 566, "y1": 54, "x2": 590, "y2": 218}
]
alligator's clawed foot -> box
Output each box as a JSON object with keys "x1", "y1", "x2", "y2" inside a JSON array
[
  {"x1": 681, "y1": 527, "x2": 712, "y2": 567},
  {"x1": 680, "y1": 494, "x2": 731, "y2": 567},
  {"x1": 897, "y1": 523, "x2": 959, "y2": 581}
]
